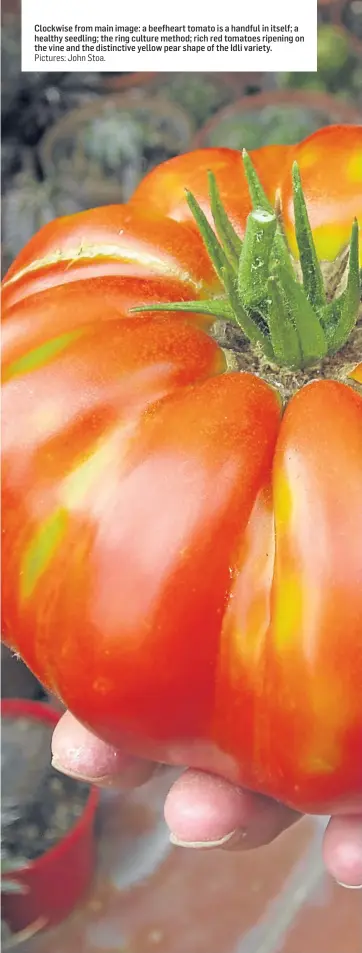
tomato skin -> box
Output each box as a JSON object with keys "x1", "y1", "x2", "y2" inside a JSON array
[
  {"x1": 131, "y1": 145, "x2": 291, "y2": 234},
  {"x1": 2, "y1": 127, "x2": 362, "y2": 815},
  {"x1": 4, "y1": 372, "x2": 280, "y2": 752},
  {"x1": 2, "y1": 276, "x2": 217, "y2": 372},
  {"x1": 2, "y1": 362, "x2": 281, "y2": 751},
  {"x1": 280, "y1": 124, "x2": 362, "y2": 264},
  {"x1": 214, "y1": 380, "x2": 362, "y2": 813},
  {"x1": 268, "y1": 381, "x2": 362, "y2": 812},
  {"x1": 132, "y1": 127, "x2": 362, "y2": 264},
  {"x1": 2, "y1": 205, "x2": 220, "y2": 310}
]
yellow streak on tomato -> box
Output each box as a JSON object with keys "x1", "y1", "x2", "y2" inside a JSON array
[
  {"x1": 20, "y1": 510, "x2": 68, "y2": 602},
  {"x1": 304, "y1": 221, "x2": 362, "y2": 266},
  {"x1": 297, "y1": 678, "x2": 348, "y2": 775},
  {"x1": 273, "y1": 572, "x2": 304, "y2": 652},
  {"x1": 60, "y1": 423, "x2": 136, "y2": 514},
  {"x1": 3, "y1": 330, "x2": 84, "y2": 383},
  {"x1": 272, "y1": 467, "x2": 303, "y2": 651},
  {"x1": 294, "y1": 147, "x2": 317, "y2": 170},
  {"x1": 60, "y1": 439, "x2": 116, "y2": 512},
  {"x1": 300, "y1": 752, "x2": 337, "y2": 775},
  {"x1": 347, "y1": 150, "x2": 362, "y2": 184},
  {"x1": 272, "y1": 465, "x2": 293, "y2": 529},
  {"x1": 223, "y1": 487, "x2": 275, "y2": 671}
]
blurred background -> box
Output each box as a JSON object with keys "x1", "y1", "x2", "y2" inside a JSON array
[{"x1": 1, "y1": 1, "x2": 362, "y2": 951}]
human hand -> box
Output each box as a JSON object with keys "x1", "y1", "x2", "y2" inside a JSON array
[{"x1": 52, "y1": 711, "x2": 362, "y2": 889}]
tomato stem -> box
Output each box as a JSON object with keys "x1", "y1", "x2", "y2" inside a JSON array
[
  {"x1": 131, "y1": 155, "x2": 360, "y2": 371},
  {"x1": 237, "y1": 208, "x2": 276, "y2": 310},
  {"x1": 242, "y1": 150, "x2": 295, "y2": 281},
  {"x1": 221, "y1": 266, "x2": 274, "y2": 358}
]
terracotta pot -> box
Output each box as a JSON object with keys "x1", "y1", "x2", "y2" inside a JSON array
[
  {"x1": 331, "y1": 0, "x2": 362, "y2": 52},
  {"x1": 192, "y1": 89, "x2": 362, "y2": 150},
  {"x1": 38, "y1": 92, "x2": 194, "y2": 210},
  {"x1": 1, "y1": 700, "x2": 99, "y2": 934}
]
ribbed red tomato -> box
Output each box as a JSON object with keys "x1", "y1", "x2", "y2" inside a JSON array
[{"x1": 2, "y1": 125, "x2": 362, "y2": 814}]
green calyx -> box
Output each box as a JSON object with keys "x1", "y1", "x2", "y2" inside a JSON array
[{"x1": 132, "y1": 152, "x2": 360, "y2": 370}]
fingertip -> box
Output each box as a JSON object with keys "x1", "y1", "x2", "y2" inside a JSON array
[
  {"x1": 165, "y1": 769, "x2": 300, "y2": 849},
  {"x1": 323, "y1": 816, "x2": 362, "y2": 889},
  {"x1": 51, "y1": 711, "x2": 121, "y2": 780},
  {"x1": 51, "y1": 711, "x2": 155, "y2": 788},
  {"x1": 164, "y1": 770, "x2": 244, "y2": 844}
]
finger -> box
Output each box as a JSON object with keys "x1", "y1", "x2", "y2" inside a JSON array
[
  {"x1": 323, "y1": 815, "x2": 362, "y2": 888},
  {"x1": 164, "y1": 769, "x2": 300, "y2": 850},
  {"x1": 51, "y1": 711, "x2": 156, "y2": 788}
]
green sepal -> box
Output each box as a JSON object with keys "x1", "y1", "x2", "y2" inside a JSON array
[
  {"x1": 185, "y1": 189, "x2": 233, "y2": 283},
  {"x1": 267, "y1": 277, "x2": 302, "y2": 367},
  {"x1": 275, "y1": 260, "x2": 328, "y2": 364},
  {"x1": 130, "y1": 297, "x2": 235, "y2": 322},
  {"x1": 208, "y1": 172, "x2": 242, "y2": 270},
  {"x1": 318, "y1": 296, "x2": 344, "y2": 341},
  {"x1": 242, "y1": 150, "x2": 273, "y2": 212},
  {"x1": 292, "y1": 162, "x2": 326, "y2": 310},
  {"x1": 327, "y1": 219, "x2": 361, "y2": 353}
]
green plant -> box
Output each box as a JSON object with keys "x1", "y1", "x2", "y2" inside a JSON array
[
  {"x1": 279, "y1": 24, "x2": 358, "y2": 95},
  {"x1": 163, "y1": 75, "x2": 233, "y2": 125},
  {"x1": 207, "y1": 106, "x2": 333, "y2": 149}
]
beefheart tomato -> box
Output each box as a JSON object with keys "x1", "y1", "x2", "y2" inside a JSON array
[{"x1": 2, "y1": 124, "x2": 362, "y2": 815}]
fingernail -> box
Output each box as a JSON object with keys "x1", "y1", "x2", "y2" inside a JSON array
[
  {"x1": 51, "y1": 756, "x2": 156, "y2": 789},
  {"x1": 169, "y1": 830, "x2": 237, "y2": 849},
  {"x1": 336, "y1": 881, "x2": 362, "y2": 890},
  {"x1": 51, "y1": 757, "x2": 104, "y2": 786}
]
